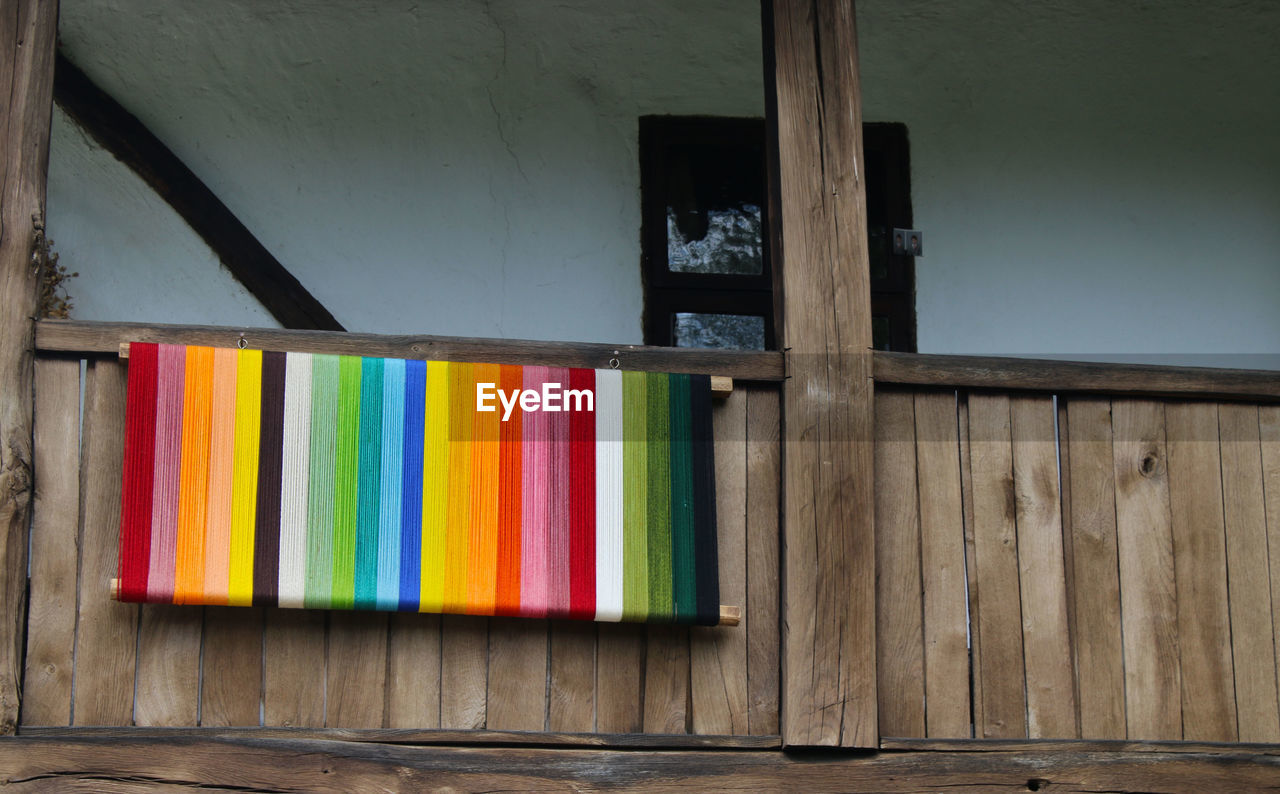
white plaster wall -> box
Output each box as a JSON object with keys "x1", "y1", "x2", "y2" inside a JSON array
[
  {"x1": 51, "y1": 0, "x2": 764, "y2": 343},
  {"x1": 48, "y1": 0, "x2": 1280, "y2": 365}
]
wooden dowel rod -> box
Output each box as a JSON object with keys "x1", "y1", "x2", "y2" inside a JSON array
[{"x1": 109, "y1": 578, "x2": 739, "y2": 625}]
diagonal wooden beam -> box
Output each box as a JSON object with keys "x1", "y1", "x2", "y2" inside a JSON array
[
  {"x1": 0, "y1": 0, "x2": 59, "y2": 735},
  {"x1": 52, "y1": 52, "x2": 345, "y2": 332},
  {"x1": 766, "y1": 0, "x2": 878, "y2": 747}
]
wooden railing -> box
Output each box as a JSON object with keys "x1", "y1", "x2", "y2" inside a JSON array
[
  {"x1": 873, "y1": 357, "x2": 1280, "y2": 743},
  {"x1": 22, "y1": 321, "x2": 782, "y2": 742}
]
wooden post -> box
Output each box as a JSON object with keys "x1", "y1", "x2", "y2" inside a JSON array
[
  {"x1": 0, "y1": 0, "x2": 59, "y2": 734},
  {"x1": 765, "y1": 0, "x2": 878, "y2": 746}
]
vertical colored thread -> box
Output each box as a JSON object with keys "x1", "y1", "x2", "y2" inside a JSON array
[
  {"x1": 252, "y1": 351, "x2": 286, "y2": 607},
  {"x1": 668, "y1": 373, "x2": 696, "y2": 623},
  {"x1": 620, "y1": 370, "x2": 649, "y2": 622},
  {"x1": 376, "y1": 358, "x2": 405, "y2": 611},
  {"x1": 419, "y1": 360, "x2": 449, "y2": 613},
  {"x1": 118, "y1": 342, "x2": 158, "y2": 603},
  {"x1": 689, "y1": 375, "x2": 720, "y2": 626},
  {"x1": 278, "y1": 352, "x2": 313, "y2": 609},
  {"x1": 398, "y1": 360, "x2": 426, "y2": 612},
  {"x1": 567, "y1": 367, "x2": 596, "y2": 622},
  {"x1": 304, "y1": 355, "x2": 338, "y2": 608},
  {"x1": 227, "y1": 348, "x2": 262, "y2": 607},
  {"x1": 354, "y1": 357, "x2": 384, "y2": 610},
  {"x1": 331, "y1": 355, "x2": 362, "y2": 609},
  {"x1": 494, "y1": 364, "x2": 523, "y2": 617},
  {"x1": 173, "y1": 346, "x2": 213, "y2": 604},
  {"x1": 546, "y1": 367, "x2": 571, "y2": 620},
  {"x1": 203, "y1": 347, "x2": 238, "y2": 605},
  {"x1": 594, "y1": 368, "x2": 624, "y2": 622},
  {"x1": 442, "y1": 362, "x2": 473, "y2": 614},
  {"x1": 645, "y1": 372, "x2": 673, "y2": 621},
  {"x1": 520, "y1": 366, "x2": 550, "y2": 618},
  {"x1": 467, "y1": 363, "x2": 501, "y2": 615},
  {"x1": 147, "y1": 343, "x2": 184, "y2": 603}
]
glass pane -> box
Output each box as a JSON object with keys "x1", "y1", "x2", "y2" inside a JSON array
[
  {"x1": 674, "y1": 312, "x2": 766, "y2": 350},
  {"x1": 872, "y1": 315, "x2": 891, "y2": 351},
  {"x1": 667, "y1": 205, "x2": 763, "y2": 275},
  {"x1": 664, "y1": 140, "x2": 764, "y2": 275}
]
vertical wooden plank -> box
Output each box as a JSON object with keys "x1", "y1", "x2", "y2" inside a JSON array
[
  {"x1": 769, "y1": 0, "x2": 877, "y2": 746},
  {"x1": 1056, "y1": 399, "x2": 1081, "y2": 736},
  {"x1": 485, "y1": 618, "x2": 549, "y2": 731},
  {"x1": 745, "y1": 387, "x2": 780, "y2": 736},
  {"x1": 133, "y1": 607, "x2": 202, "y2": 726},
  {"x1": 325, "y1": 611, "x2": 388, "y2": 728},
  {"x1": 642, "y1": 626, "x2": 689, "y2": 734},
  {"x1": 1063, "y1": 398, "x2": 1126, "y2": 739},
  {"x1": 691, "y1": 391, "x2": 748, "y2": 736},
  {"x1": 596, "y1": 625, "x2": 643, "y2": 734},
  {"x1": 1260, "y1": 406, "x2": 1280, "y2": 729},
  {"x1": 1009, "y1": 396, "x2": 1076, "y2": 738},
  {"x1": 439, "y1": 615, "x2": 488, "y2": 729},
  {"x1": 72, "y1": 361, "x2": 139, "y2": 726},
  {"x1": 913, "y1": 390, "x2": 970, "y2": 739},
  {"x1": 1164, "y1": 402, "x2": 1236, "y2": 742},
  {"x1": 263, "y1": 610, "x2": 326, "y2": 728},
  {"x1": 199, "y1": 607, "x2": 263, "y2": 727},
  {"x1": 957, "y1": 396, "x2": 981, "y2": 738},
  {"x1": 386, "y1": 613, "x2": 441, "y2": 729},
  {"x1": 548, "y1": 623, "x2": 596, "y2": 733},
  {"x1": 0, "y1": 0, "x2": 58, "y2": 734},
  {"x1": 22, "y1": 359, "x2": 81, "y2": 726},
  {"x1": 1219, "y1": 403, "x2": 1280, "y2": 742},
  {"x1": 873, "y1": 389, "x2": 924, "y2": 738},
  {"x1": 1111, "y1": 399, "x2": 1181, "y2": 740},
  {"x1": 967, "y1": 393, "x2": 1026, "y2": 739}
]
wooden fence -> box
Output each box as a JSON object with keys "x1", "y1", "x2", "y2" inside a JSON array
[
  {"x1": 20, "y1": 332, "x2": 781, "y2": 740},
  {"x1": 875, "y1": 384, "x2": 1280, "y2": 743}
]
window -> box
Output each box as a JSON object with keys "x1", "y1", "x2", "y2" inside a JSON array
[{"x1": 640, "y1": 117, "x2": 915, "y2": 352}]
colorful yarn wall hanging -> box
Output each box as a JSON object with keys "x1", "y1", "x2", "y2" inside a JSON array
[{"x1": 115, "y1": 343, "x2": 726, "y2": 625}]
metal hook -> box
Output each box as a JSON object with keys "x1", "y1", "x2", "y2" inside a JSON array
[
  {"x1": 237, "y1": 334, "x2": 248, "y2": 350},
  {"x1": 609, "y1": 351, "x2": 621, "y2": 370}
]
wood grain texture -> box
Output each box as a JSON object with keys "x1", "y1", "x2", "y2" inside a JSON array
[
  {"x1": 1218, "y1": 403, "x2": 1280, "y2": 742},
  {"x1": 199, "y1": 607, "x2": 263, "y2": 727},
  {"x1": 957, "y1": 397, "x2": 983, "y2": 738},
  {"x1": 133, "y1": 607, "x2": 202, "y2": 726},
  {"x1": 36, "y1": 320, "x2": 784, "y2": 382},
  {"x1": 595, "y1": 624, "x2": 643, "y2": 734},
  {"x1": 1262, "y1": 406, "x2": 1280, "y2": 733},
  {"x1": 0, "y1": 0, "x2": 58, "y2": 734},
  {"x1": 439, "y1": 616, "x2": 488, "y2": 730},
  {"x1": 385, "y1": 613, "x2": 441, "y2": 730},
  {"x1": 967, "y1": 393, "x2": 1026, "y2": 738},
  {"x1": 2, "y1": 736, "x2": 1278, "y2": 792},
  {"x1": 642, "y1": 626, "x2": 689, "y2": 734},
  {"x1": 873, "y1": 389, "x2": 924, "y2": 738},
  {"x1": 1062, "y1": 399, "x2": 1126, "y2": 739},
  {"x1": 1164, "y1": 402, "x2": 1236, "y2": 742},
  {"x1": 52, "y1": 54, "x2": 343, "y2": 332},
  {"x1": 874, "y1": 351, "x2": 1280, "y2": 403},
  {"x1": 1111, "y1": 400, "x2": 1181, "y2": 740},
  {"x1": 912, "y1": 390, "x2": 970, "y2": 739},
  {"x1": 71, "y1": 362, "x2": 138, "y2": 726},
  {"x1": 691, "y1": 391, "x2": 748, "y2": 736},
  {"x1": 770, "y1": 0, "x2": 878, "y2": 747},
  {"x1": 744, "y1": 388, "x2": 780, "y2": 736},
  {"x1": 548, "y1": 623, "x2": 596, "y2": 733},
  {"x1": 21, "y1": 359, "x2": 81, "y2": 726},
  {"x1": 263, "y1": 610, "x2": 326, "y2": 728},
  {"x1": 485, "y1": 618, "x2": 548, "y2": 732},
  {"x1": 1009, "y1": 396, "x2": 1076, "y2": 738},
  {"x1": 324, "y1": 612, "x2": 388, "y2": 729}
]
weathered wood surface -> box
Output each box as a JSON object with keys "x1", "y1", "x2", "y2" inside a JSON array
[
  {"x1": 0, "y1": 0, "x2": 58, "y2": 735},
  {"x1": 770, "y1": 0, "x2": 878, "y2": 747},
  {"x1": 1, "y1": 736, "x2": 1278, "y2": 792},
  {"x1": 875, "y1": 351, "x2": 1280, "y2": 402},
  {"x1": 21, "y1": 360, "x2": 81, "y2": 726},
  {"x1": 36, "y1": 320, "x2": 784, "y2": 381},
  {"x1": 53, "y1": 54, "x2": 344, "y2": 332}
]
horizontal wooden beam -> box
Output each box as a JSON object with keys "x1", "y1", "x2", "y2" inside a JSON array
[
  {"x1": 53, "y1": 54, "x2": 345, "y2": 332},
  {"x1": 36, "y1": 320, "x2": 786, "y2": 381},
  {"x1": 882, "y1": 737, "x2": 1280, "y2": 755},
  {"x1": 874, "y1": 351, "x2": 1280, "y2": 402},
  {"x1": 2, "y1": 736, "x2": 1277, "y2": 791}
]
